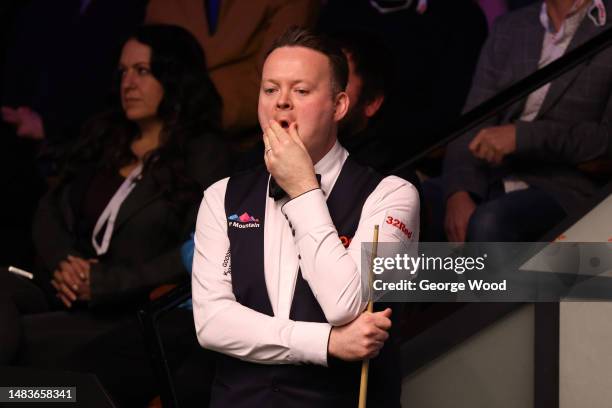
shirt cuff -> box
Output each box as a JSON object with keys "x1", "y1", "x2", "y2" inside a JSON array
[
  {"x1": 289, "y1": 321, "x2": 332, "y2": 366},
  {"x1": 281, "y1": 189, "x2": 332, "y2": 241}
]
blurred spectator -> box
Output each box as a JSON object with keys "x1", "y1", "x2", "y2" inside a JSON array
[
  {"x1": 145, "y1": 0, "x2": 320, "y2": 135},
  {"x1": 319, "y1": 0, "x2": 488, "y2": 162},
  {"x1": 333, "y1": 30, "x2": 425, "y2": 233},
  {"x1": 0, "y1": 0, "x2": 147, "y2": 268},
  {"x1": 440, "y1": 0, "x2": 612, "y2": 242},
  {"x1": 334, "y1": 30, "x2": 395, "y2": 171},
  {"x1": 0, "y1": 25, "x2": 229, "y2": 368}
]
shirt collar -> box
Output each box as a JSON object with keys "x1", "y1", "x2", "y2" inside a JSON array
[
  {"x1": 540, "y1": 0, "x2": 606, "y2": 40},
  {"x1": 313, "y1": 140, "x2": 348, "y2": 197},
  {"x1": 588, "y1": 0, "x2": 608, "y2": 25}
]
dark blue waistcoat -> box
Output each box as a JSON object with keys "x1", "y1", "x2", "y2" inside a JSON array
[{"x1": 212, "y1": 158, "x2": 401, "y2": 408}]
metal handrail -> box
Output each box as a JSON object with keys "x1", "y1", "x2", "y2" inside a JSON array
[{"x1": 393, "y1": 25, "x2": 612, "y2": 173}]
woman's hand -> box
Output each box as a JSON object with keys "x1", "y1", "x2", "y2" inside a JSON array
[{"x1": 51, "y1": 256, "x2": 97, "y2": 307}]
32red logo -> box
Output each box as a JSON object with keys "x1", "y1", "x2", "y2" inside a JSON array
[
  {"x1": 339, "y1": 235, "x2": 352, "y2": 248},
  {"x1": 386, "y1": 216, "x2": 412, "y2": 238}
]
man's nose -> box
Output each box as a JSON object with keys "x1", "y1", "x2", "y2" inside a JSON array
[{"x1": 276, "y1": 90, "x2": 292, "y2": 110}]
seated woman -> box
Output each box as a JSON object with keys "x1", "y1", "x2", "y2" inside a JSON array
[{"x1": 1, "y1": 24, "x2": 229, "y2": 366}]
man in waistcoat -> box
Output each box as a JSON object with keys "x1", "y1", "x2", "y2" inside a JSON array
[{"x1": 192, "y1": 27, "x2": 420, "y2": 407}]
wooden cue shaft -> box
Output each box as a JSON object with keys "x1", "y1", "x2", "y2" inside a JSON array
[{"x1": 358, "y1": 225, "x2": 380, "y2": 408}]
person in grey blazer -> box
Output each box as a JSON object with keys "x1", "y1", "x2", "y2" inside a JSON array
[{"x1": 442, "y1": 0, "x2": 612, "y2": 242}]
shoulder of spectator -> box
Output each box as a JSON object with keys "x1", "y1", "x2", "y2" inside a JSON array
[
  {"x1": 479, "y1": 3, "x2": 540, "y2": 69},
  {"x1": 491, "y1": 1, "x2": 540, "y2": 31}
]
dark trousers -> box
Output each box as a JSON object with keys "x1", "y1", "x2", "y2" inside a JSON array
[
  {"x1": 0, "y1": 269, "x2": 48, "y2": 364},
  {"x1": 63, "y1": 308, "x2": 214, "y2": 408},
  {"x1": 1, "y1": 269, "x2": 213, "y2": 407},
  {"x1": 0, "y1": 295, "x2": 21, "y2": 363},
  {"x1": 423, "y1": 177, "x2": 566, "y2": 242},
  {"x1": 0, "y1": 268, "x2": 123, "y2": 366}
]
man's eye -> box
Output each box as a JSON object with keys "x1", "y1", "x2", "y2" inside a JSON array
[
  {"x1": 295, "y1": 89, "x2": 309, "y2": 95},
  {"x1": 137, "y1": 67, "x2": 151, "y2": 75},
  {"x1": 263, "y1": 88, "x2": 277, "y2": 95}
]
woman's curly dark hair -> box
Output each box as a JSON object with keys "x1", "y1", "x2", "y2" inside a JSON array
[{"x1": 65, "y1": 24, "x2": 222, "y2": 208}]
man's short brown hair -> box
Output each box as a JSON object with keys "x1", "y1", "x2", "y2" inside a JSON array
[{"x1": 266, "y1": 26, "x2": 348, "y2": 95}]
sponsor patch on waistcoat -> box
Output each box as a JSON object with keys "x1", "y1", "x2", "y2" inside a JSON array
[{"x1": 227, "y1": 212, "x2": 261, "y2": 229}]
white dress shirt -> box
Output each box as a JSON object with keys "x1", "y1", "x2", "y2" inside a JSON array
[
  {"x1": 192, "y1": 141, "x2": 419, "y2": 366},
  {"x1": 506, "y1": 0, "x2": 604, "y2": 193},
  {"x1": 520, "y1": 0, "x2": 597, "y2": 123}
]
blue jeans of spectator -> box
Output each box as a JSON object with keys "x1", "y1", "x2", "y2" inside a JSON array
[{"x1": 422, "y1": 177, "x2": 566, "y2": 242}]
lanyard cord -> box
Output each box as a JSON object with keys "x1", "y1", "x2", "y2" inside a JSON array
[{"x1": 91, "y1": 163, "x2": 143, "y2": 256}]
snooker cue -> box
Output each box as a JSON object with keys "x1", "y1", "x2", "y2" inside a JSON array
[{"x1": 358, "y1": 224, "x2": 379, "y2": 408}]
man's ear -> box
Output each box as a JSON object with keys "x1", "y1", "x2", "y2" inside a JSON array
[
  {"x1": 333, "y1": 91, "x2": 349, "y2": 122},
  {"x1": 364, "y1": 94, "x2": 385, "y2": 118}
]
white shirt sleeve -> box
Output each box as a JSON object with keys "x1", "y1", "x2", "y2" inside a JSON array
[
  {"x1": 192, "y1": 179, "x2": 331, "y2": 366},
  {"x1": 281, "y1": 175, "x2": 420, "y2": 326}
]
